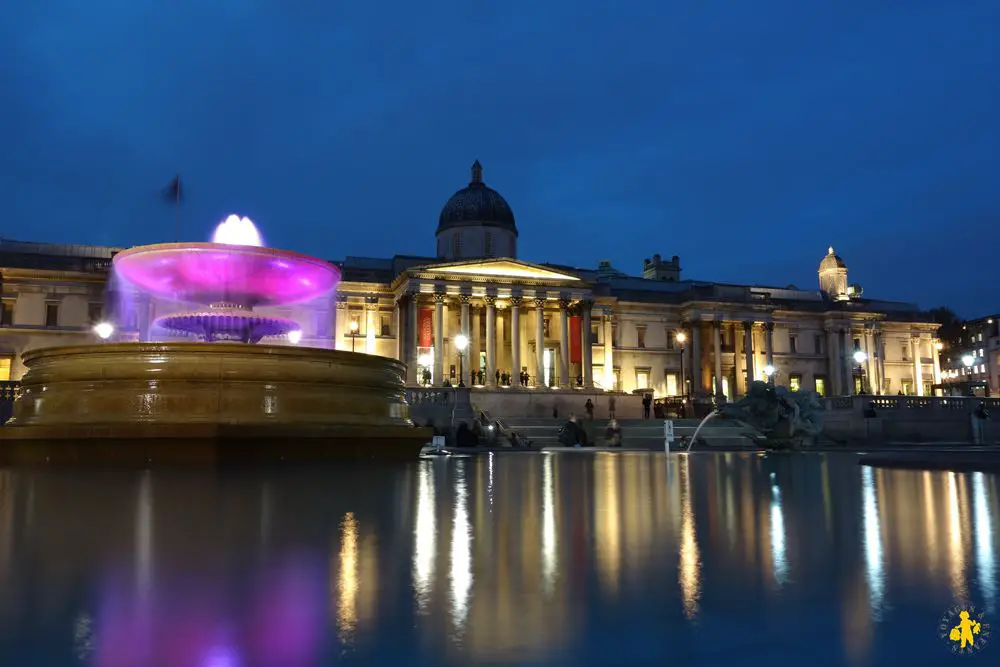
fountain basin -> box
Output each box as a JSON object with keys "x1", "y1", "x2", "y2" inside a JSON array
[{"x1": 1, "y1": 343, "x2": 430, "y2": 464}]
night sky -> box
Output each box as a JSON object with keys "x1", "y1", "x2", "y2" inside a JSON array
[{"x1": 1, "y1": 1, "x2": 996, "y2": 316}]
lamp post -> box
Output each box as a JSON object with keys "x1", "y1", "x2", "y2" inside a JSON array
[
  {"x1": 349, "y1": 319, "x2": 359, "y2": 352},
  {"x1": 962, "y1": 353, "x2": 976, "y2": 396},
  {"x1": 675, "y1": 330, "x2": 687, "y2": 400},
  {"x1": 455, "y1": 334, "x2": 469, "y2": 387},
  {"x1": 763, "y1": 364, "x2": 776, "y2": 386},
  {"x1": 853, "y1": 350, "x2": 868, "y2": 393}
]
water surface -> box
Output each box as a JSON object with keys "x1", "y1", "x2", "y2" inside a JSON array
[{"x1": 0, "y1": 452, "x2": 997, "y2": 666}]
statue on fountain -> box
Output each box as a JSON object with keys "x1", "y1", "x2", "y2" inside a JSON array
[{"x1": 717, "y1": 381, "x2": 824, "y2": 450}]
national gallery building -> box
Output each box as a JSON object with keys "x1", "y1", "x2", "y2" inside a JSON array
[{"x1": 1, "y1": 161, "x2": 941, "y2": 399}]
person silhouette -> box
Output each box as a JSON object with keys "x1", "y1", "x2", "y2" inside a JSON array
[{"x1": 949, "y1": 610, "x2": 982, "y2": 649}]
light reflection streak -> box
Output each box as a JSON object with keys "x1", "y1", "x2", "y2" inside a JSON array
[
  {"x1": 541, "y1": 453, "x2": 557, "y2": 595},
  {"x1": 450, "y1": 461, "x2": 472, "y2": 635},
  {"x1": 488, "y1": 452, "x2": 495, "y2": 508},
  {"x1": 972, "y1": 473, "x2": 996, "y2": 612},
  {"x1": 135, "y1": 471, "x2": 153, "y2": 601},
  {"x1": 769, "y1": 484, "x2": 787, "y2": 586},
  {"x1": 678, "y1": 455, "x2": 701, "y2": 619},
  {"x1": 947, "y1": 472, "x2": 967, "y2": 600},
  {"x1": 861, "y1": 466, "x2": 884, "y2": 618},
  {"x1": 922, "y1": 472, "x2": 939, "y2": 576},
  {"x1": 337, "y1": 512, "x2": 359, "y2": 640},
  {"x1": 413, "y1": 461, "x2": 436, "y2": 613}
]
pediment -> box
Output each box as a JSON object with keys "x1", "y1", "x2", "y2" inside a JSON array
[{"x1": 418, "y1": 258, "x2": 580, "y2": 282}]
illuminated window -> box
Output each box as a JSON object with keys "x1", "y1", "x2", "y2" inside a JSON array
[
  {"x1": 590, "y1": 323, "x2": 600, "y2": 345},
  {"x1": 789, "y1": 374, "x2": 802, "y2": 392},
  {"x1": 636, "y1": 370, "x2": 650, "y2": 389},
  {"x1": 380, "y1": 314, "x2": 392, "y2": 336},
  {"x1": 0, "y1": 301, "x2": 13, "y2": 326},
  {"x1": 814, "y1": 376, "x2": 826, "y2": 397},
  {"x1": 45, "y1": 302, "x2": 59, "y2": 327},
  {"x1": 901, "y1": 380, "x2": 913, "y2": 395},
  {"x1": 665, "y1": 372, "x2": 679, "y2": 396},
  {"x1": 0, "y1": 356, "x2": 11, "y2": 381}
]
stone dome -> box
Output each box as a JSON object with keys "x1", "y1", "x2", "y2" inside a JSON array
[
  {"x1": 819, "y1": 246, "x2": 847, "y2": 271},
  {"x1": 436, "y1": 161, "x2": 518, "y2": 236}
]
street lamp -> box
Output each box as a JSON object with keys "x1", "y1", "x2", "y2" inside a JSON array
[
  {"x1": 763, "y1": 364, "x2": 776, "y2": 385},
  {"x1": 349, "y1": 319, "x2": 359, "y2": 352},
  {"x1": 853, "y1": 350, "x2": 868, "y2": 393},
  {"x1": 934, "y1": 341, "x2": 944, "y2": 352},
  {"x1": 962, "y1": 353, "x2": 976, "y2": 396},
  {"x1": 455, "y1": 334, "x2": 469, "y2": 387},
  {"x1": 675, "y1": 331, "x2": 687, "y2": 400},
  {"x1": 287, "y1": 329, "x2": 302, "y2": 345},
  {"x1": 93, "y1": 321, "x2": 115, "y2": 340}
]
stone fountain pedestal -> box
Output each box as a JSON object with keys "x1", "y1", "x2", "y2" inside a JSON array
[{"x1": 0, "y1": 342, "x2": 430, "y2": 465}]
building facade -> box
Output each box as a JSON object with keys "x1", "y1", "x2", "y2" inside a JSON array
[
  {"x1": 938, "y1": 314, "x2": 999, "y2": 395},
  {"x1": 1, "y1": 162, "x2": 942, "y2": 397}
]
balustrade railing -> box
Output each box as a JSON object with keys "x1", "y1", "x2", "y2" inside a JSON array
[{"x1": 823, "y1": 395, "x2": 999, "y2": 414}]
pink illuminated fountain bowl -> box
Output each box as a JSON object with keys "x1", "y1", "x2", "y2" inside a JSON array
[{"x1": 2, "y1": 216, "x2": 429, "y2": 464}]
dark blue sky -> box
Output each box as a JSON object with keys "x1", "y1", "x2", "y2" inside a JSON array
[{"x1": 1, "y1": 1, "x2": 996, "y2": 316}]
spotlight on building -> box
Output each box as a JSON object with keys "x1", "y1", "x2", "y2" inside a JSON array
[
  {"x1": 93, "y1": 322, "x2": 115, "y2": 340},
  {"x1": 287, "y1": 330, "x2": 302, "y2": 345}
]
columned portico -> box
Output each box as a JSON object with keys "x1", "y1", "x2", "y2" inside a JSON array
[
  {"x1": 558, "y1": 298, "x2": 570, "y2": 388},
  {"x1": 485, "y1": 295, "x2": 497, "y2": 387},
  {"x1": 433, "y1": 292, "x2": 445, "y2": 386},
  {"x1": 742, "y1": 321, "x2": 754, "y2": 390},
  {"x1": 581, "y1": 300, "x2": 594, "y2": 388},
  {"x1": 459, "y1": 294, "x2": 471, "y2": 386},
  {"x1": 602, "y1": 307, "x2": 614, "y2": 390},
  {"x1": 510, "y1": 297, "x2": 522, "y2": 387}
]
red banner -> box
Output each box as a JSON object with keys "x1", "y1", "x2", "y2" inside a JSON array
[
  {"x1": 569, "y1": 315, "x2": 582, "y2": 363},
  {"x1": 418, "y1": 308, "x2": 433, "y2": 348}
]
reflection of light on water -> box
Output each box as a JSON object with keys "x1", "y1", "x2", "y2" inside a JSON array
[
  {"x1": 337, "y1": 512, "x2": 359, "y2": 640},
  {"x1": 947, "y1": 472, "x2": 967, "y2": 601},
  {"x1": 541, "y1": 453, "x2": 557, "y2": 595},
  {"x1": 922, "y1": 472, "x2": 939, "y2": 576},
  {"x1": 488, "y1": 452, "x2": 495, "y2": 507},
  {"x1": 450, "y1": 462, "x2": 472, "y2": 635},
  {"x1": 973, "y1": 473, "x2": 995, "y2": 611},
  {"x1": 413, "y1": 462, "x2": 436, "y2": 613},
  {"x1": 595, "y1": 455, "x2": 621, "y2": 596},
  {"x1": 678, "y1": 456, "x2": 701, "y2": 619},
  {"x1": 73, "y1": 612, "x2": 95, "y2": 660},
  {"x1": 769, "y1": 484, "x2": 787, "y2": 586},
  {"x1": 203, "y1": 643, "x2": 241, "y2": 667},
  {"x1": 135, "y1": 471, "x2": 153, "y2": 601},
  {"x1": 861, "y1": 467, "x2": 884, "y2": 618}
]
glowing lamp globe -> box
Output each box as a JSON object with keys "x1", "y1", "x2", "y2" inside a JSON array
[
  {"x1": 288, "y1": 330, "x2": 303, "y2": 345},
  {"x1": 853, "y1": 350, "x2": 867, "y2": 364},
  {"x1": 93, "y1": 322, "x2": 115, "y2": 340},
  {"x1": 212, "y1": 215, "x2": 264, "y2": 247}
]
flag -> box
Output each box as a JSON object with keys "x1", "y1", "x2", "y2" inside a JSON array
[{"x1": 162, "y1": 174, "x2": 182, "y2": 204}]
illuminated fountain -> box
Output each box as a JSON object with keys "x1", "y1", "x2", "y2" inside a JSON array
[{"x1": 1, "y1": 215, "x2": 430, "y2": 464}]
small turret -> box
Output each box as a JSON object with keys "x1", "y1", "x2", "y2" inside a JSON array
[
  {"x1": 642, "y1": 254, "x2": 681, "y2": 281},
  {"x1": 818, "y1": 246, "x2": 849, "y2": 300}
]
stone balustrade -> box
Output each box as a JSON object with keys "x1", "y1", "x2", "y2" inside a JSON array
[{"x1": 821, "y1": 394, "x2": 998, "y2": 443}]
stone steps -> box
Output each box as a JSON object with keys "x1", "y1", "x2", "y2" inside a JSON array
[{"x1": 497, "y1": 416, "x2": 755, "y2": 450}]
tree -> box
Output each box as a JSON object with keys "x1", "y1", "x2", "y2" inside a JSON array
[{"x1": 928, "y1": 306, "x2": 964, "y2": 346}]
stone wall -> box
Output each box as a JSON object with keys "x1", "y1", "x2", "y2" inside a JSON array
[{"x1": 821, "y1": 395, "x2": 1000, "y2": 443}]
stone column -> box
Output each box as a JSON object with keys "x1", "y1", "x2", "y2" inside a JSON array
[
  {"x1": 711, "y1": 321, "x2": 723, "y2": 398},
  {"x1": 743, "y1": 321, "x2": 755, "y2": 389},
  {"x1": 510, "y1": 297, "x2": 522, "y2": 387},
  {"x1": 690, "y1": 321, "x2": 702, "y2": 395},
  {"x1": 485, "y1": 295, "x2": 497, "y2": 387},
  {"x1": 534, "y1": 297, "x2": 546, "y2": 388},
  {"x1": 558, "y1": 299, "x2": 570, "y2": 388},
  {"x1": 602, "y1": 307, "x2": 615, "y2": 390},
  {"x1": 911, "y1": 336, "x2": 923, "y2": 396},
  {"x1": 335, "y1": 295, "x2": 348, "y2": 352},
  {"x1": 365, "y1": 296, "x2": 378, "y2": 355},
  {"x1": 864, "y1": 328, "x2": 878, "y2": 393},
  {"x1": 393, "y1": 298, "x2": 403, "y2": 360},
  {"x1": 406, "y1": 293, "x2": 418, "y2": 385},
  {"x1": 841, "y1": 328, "x2": 854, "y2": 395},
  {"x1": 470, "y1": 306, "x2": 481, "y2": 384},
  {"x1": 932, "y1": 339, "x2": 942, "y2": 386},
  {"x1": 877, "y1": 331, "x2": 887, "y2": 393},
  {"x1": 581, "y1": 300, "x2": 594, "y2": 388},
  {"x1": 764, "y1": 322, "x2": 775, "y2": 371},
  {"x1": 826, "y1": 326, "x2": 840, "y2": 395},
  {"x1": 459, "y1": 294, "x2": 471, "y2": 387},
  {"x1": 433, "y1": 293, "x2": 445, "y2": 385}
]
